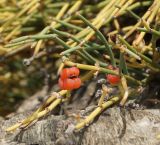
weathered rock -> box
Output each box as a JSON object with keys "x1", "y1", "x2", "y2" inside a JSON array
[{"x1": 0, "y1": 107, "x2": 160, "y2": 145}]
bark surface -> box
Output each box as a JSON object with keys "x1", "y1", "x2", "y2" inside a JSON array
[{"x1": 0, "y1": 107, "x2": 160, "y2": 145}]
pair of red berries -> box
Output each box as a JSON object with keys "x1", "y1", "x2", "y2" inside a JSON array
[
  {"x1": 58, "y1": 65, "x2": 120, "y2": 90},
  {"x1": 58, "y1": 67, "x2": 81, "y2": 90},
  {"x1": 106, "y1": 65, "x2": 120, "y2": 85}
]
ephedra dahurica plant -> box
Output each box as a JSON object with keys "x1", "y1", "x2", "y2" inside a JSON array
[{"x1": 0, "y1": 0, "x2": 160, "y2": 138}]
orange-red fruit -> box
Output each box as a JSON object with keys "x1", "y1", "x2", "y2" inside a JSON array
[
  {"x1": 60, "y1": 67, "x2": 80, "y2": 80},
  {"x1": 58, "y1": 78, "x2": 81, "y2": 90},
  {"x1": 106, "y1": 74, "x2": 120, "y2": 85},
  {"x1": 106, "y1": 65, "x2": 120, "y2": 85},
  {"x1": 59, "y1": 67, "x2": 81, "y2": 90}
]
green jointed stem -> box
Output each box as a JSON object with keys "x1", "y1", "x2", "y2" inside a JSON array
[
  {"x1": 119, "y1": 52, "x2": 128, "y2": 75},
  {"x1": 118, "y1": 35, "x2": 160, "y2": 69},
  {"x1": 137, "y1": 27, "x2": 160, "y2": 37},
  {"x1": 118, "y1": 35, "x2": 151, "y2": 63},
  {"x1": 77, "y1": 13, "x2": 116, "y2": 67},
  {"x1": 50, "y1": 28, "x2": 83, "y2": 44},
  {"x1": 52, "y1": 18, "x2": 83, "y2": 31}
]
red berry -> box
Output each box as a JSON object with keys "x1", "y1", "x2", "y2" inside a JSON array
[
  {"x1": 63, "y1": 79, "x2": 74, "y2": 90},
  {"x1": 106, "y1": 65, "x2": 120, "y2": 85},
  {"x1": 60, "y1": 67, "x2": 80, "y2": 79},
  {"x1": 72, "y1": 78, "x2": 81, "y2": 89},
  {"x1": 106, "y1": 74, "x2": 120, "y2": 85},
  {"x1": 59, "y1": 67, "x2": 81, "y2": 90},
  {"x1": 70, "y1": 67, "x2": 80, "y2": 78},
  {"x1": 58, "y1": 78, "x2": 81, "y2": 90},
  {"x1": 60, "y1": 68, "x2": 69, "y2": 80}
]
